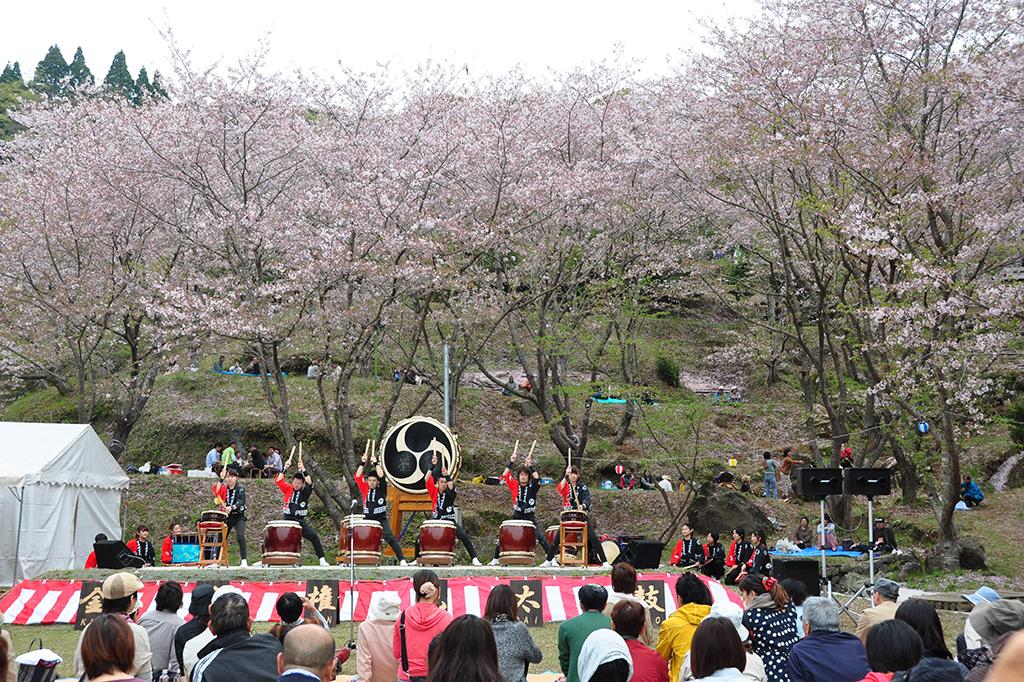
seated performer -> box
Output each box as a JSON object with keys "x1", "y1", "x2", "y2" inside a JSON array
[
  {"x1": 213, "y1": 465, "x2": 249, "y2": 567},
  {"x1": 669, "y1": 523, "x2": 703, "y2": 568},
  {"x1": 545, "y1": 465, "x2": 610, "y2": 568},
  {"x1": 275, "y1": 451, "x2": 329, "y2": 566},
  {"x1": 723, "y1": 527, "x2": 752, "y2": 585},
  {"x1": 354, "y1": 451, "x2": 408, "y2": 566},
  {"x1": 84, "y1": 533, "x2": 107, "y2": 568},
  {"x1": 416, "y1": 453, "x2": 482, "y2": 566},
  {"x1": 700, "y1": 531, "x2": 726, "y2": 579},
  {"x1": 161, "y1": 522, "x2": 183, "y2": 564},
  {"x1": 126, "y1": 525, "x2": 156, "y2": 566},
  {"x1": 738, "y1": 529, "x2": 771, "y2": 581},
  {"x1": 489, "y1": 450, "x2": 551, "y2": 566}
]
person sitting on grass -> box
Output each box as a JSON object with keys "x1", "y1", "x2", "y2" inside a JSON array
[
  {"x1": 611, "y1": 600, "x2": 668, "y2": 682},
  {"x1": 960, "y1": 476, "x2": 984, "y2": 507},
  {"x1": 126, "y1": 525, "x2": 155, "y2": 566},
  {"x1": 687, "y1": 616, "x2": 748, "y2": 682},
  {"x1": 484, "y1": 585, "x2": 543, "y2": 682},
  {"x1": 894, "y1": 599, "x2": 968, "y2": 677},
  {"x1": 559, "y1": 585, "x2": 612, "y2": 682},
  {"x1": 79, "y1": 613, "x2": 149, "y2": 682}
]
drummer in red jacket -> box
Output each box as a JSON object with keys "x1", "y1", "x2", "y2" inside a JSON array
[
  {"x1": 84, "y1": 533, "x2": 106, "y2": 568},
  {"x1": 125, "y1": 525, "x2": 156, "y2": 566},
  {"x1": 544, "y1": 465, "x2": 609, "y2": 568},
  {"x1": 416, "y1": 453, "x2": 482, "y2": 566},
  {"x1": 489, "y1": 450, "x2": 552, "y2": 565},
  {"x1": 354, "y1": 451, "x2": 408, "y2": 566},
  {"x1": 275, "y1": 452, "x2": 330, "y2": 566}
]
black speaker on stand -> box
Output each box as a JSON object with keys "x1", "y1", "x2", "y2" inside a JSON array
[
  {"x1": 793, "y1": 468, "x2": 843, "y2": 601},
  {"x1": 839, "y1": 467, "x2": 893, "y2": 617}
]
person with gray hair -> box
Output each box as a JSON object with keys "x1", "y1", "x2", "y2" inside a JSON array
[
  {"x1": 787, "y1": 597, "x2": 869, "y2": 682},
  {"x1": 276, "y1": 624, "x2": 337, "y2": 682}
]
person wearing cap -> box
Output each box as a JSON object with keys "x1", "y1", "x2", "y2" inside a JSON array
[
  {"x1": 213, "y1": 464, "x2": 249, "y2": 567},
  {"x1": 787, "y1": 597, "x2": 869, "y2": 682},
  {"x1": 576, "y1": 628, "x2": 633, "y2": 682},
  {"x1": 873, "y1": 518, "x2": 897, "y2": 553},
  {"x1": 174, "y1": 584, "x2": 214, "y2": 673},
  {"x1": 856, "y1": 579, "x2": 901, "y2": 645},
  {"x1": 559, "y1": 584, "x2": 613, "y2": 682},
  {"x1": 192, "y1": 590, "x2": 282, "y2": 682},
  {"x1": 957, "y1": 587, "x2": 1001, "y2": 666},
  {"x1": 680, "y1": 601, "x2": 768, "y2": 681},
  {"x1": 961, "y1": 599, "x2": 1024, "y2": 681},
  {"x1": 73, "y1": 572, "x2": 153, "y2": 681},
  {"x1": 357, "y1": 591, "x2": 401, "y2": 682}
]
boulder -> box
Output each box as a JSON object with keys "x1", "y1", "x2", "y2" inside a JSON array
[
  {"x1": 924, "y1": 539, "x2": 986, "y2": 572},
  {"x1": 514, "y1": 400, "x2": 540, "y2": 417},
  {"x1": 958, "y1": 539, "x2": 988, "y2": 570},
  {"x1": 688, "y1": 482, "x2": 773, "y2": 536}
]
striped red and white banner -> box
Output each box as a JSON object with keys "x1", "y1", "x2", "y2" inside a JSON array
[{"x1": 0, "y1": 572, "x2": 741, "y2": 626}]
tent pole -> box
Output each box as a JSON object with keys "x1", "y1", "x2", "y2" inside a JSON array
[{"x1": 12, "y1": 486, "x2": 24, "y2": 585}]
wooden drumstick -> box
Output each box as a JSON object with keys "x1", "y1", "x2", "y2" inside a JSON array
[
  {"x1": 527, "y1": 440, "x2": 536, "y2": 461},
  {"x1": 512, "y1": 440, "x2": 519, "y2": 461}
]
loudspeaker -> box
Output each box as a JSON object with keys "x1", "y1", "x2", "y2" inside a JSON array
[
  {"x1": 772, "y1": 558, "x2": 820, "y2": 597},
  {"x1": 94, "y1": 541, "x2": 145, "y2": 569},
  {"x1": 614, "y1": 540, "x2": 664, "y2": 569},
  {"x1": 795, "y1": 468, "x2": 844, "y2": 500},
  {"x1": 843, "y1": 467, "x2": 892, "y2": 497}
]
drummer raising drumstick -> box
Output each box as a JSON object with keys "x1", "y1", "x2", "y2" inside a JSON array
[
  {"x1": 213, "y1": 464, "x2": 249, "y2": 567},
  {"x1": 545, "y1": 465, "x2": 610, "y2": 568},
  {"x1": 275, "y1": 448, "x2": 330, "y2": 566},
  {"x1": 490, "y1": 443, "x2": 552, "y2": 566},
  {"x1": 354, "y1": 448, "x2": 408, "y2": 566},
  {"x1": 417, "y1": 450, "x2": 483, "y2": 566}
]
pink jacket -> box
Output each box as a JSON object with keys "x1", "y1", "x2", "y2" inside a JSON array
[
  {"x1": 857, "y1": 674, "x2": 893, "y2": 682},
  {"x1": 358, "y1": 619, "x2": 399, "y2": 682},
  {"x1": 392, "y1": 602, "x2": 452, "y2": 681}
]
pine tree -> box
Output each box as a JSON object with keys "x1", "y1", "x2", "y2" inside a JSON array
[
  {"x1": 0, "y1": 62, "x2": 24, "y2": 85},
  {"x1": 150, "y1": 70, "x2": 168, "y2": 99},
  {"x1": 31, "y1": 45, "x2": 70, "y2": 96},
  {"x1": 103, "y1": 50, "x2": 139, "y2": 104},
  {"x1": 68, "y1": 47, "x2": 94, "y2": 89},
  {"x1": 135, "y1": 66, "x2": 153, "y2": 99}
]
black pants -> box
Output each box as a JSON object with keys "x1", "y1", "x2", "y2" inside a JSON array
[
  {"x1": 285, "y1": 515, "x2": 325, "y2": 559},
  {"x1": 226, "y1": 514, "x2": 247, "y2": 561},
  {"x1": 416, "y1": 522, "x2": 478, "y2": 561},
  {"x1": 366, "y1": 515, "x2": 405, "y2": 561},
  {"x1": 701, "y1": 560, "x2": 725, "y2": 580},
  {"x1": 723, "y1": 566, "x2": 744, "y2": 585},
  {"x1": 493, "y1": 514, "x2": 551, "y2": 559},
  {"x1": 547, "y1": 520, "x2": 606, "y2": 563}
]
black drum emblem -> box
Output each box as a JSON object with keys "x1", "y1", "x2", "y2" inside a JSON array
[{"x1": 379, "y1": 416, "x2": 461, "y2": 494}]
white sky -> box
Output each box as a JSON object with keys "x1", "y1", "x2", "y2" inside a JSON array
[{"x1": 2, "y1": 0, "x2": 758, "y2": 82}]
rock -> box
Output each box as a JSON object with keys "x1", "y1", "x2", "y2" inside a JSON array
[
  {"x1": 588, "y1": 419, "x2": 615, "y2": 437},
  {"x1": 688, "y1": 482, "x2": 773, "y2": 536},
  {"x1": 958, "y1": 539, "x2": 988, "y2": 570},
  {"x1": 897, "y1": 551, "x2": 924, "y2": 582},
  {"x1": 836, "y1": 571, "x2": 868, "y2": 594},
  {"x1": 514, "y1": 400, "x2": 540, "y2": 417}
]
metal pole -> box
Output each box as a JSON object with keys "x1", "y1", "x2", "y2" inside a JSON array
[
  {"x1": 443, "y1": 343, "x2": 450, "y2": 426},
  {"x1": 12, "y1": 487, "x2": 25, "y2": 585},
  {"x1": 819, "y1": 498, "x2": 828, "y2": 596},
  {"x1": 867, "y1": 497, "x2": 875, "y2": 587}
]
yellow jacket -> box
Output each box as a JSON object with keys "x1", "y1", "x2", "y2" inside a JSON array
[{"x1": 656, "y1": 602, "x2": 711, "y2": 682}]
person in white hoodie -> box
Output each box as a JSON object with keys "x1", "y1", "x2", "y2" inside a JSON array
[{"x1": 356, "y1": 592, "x2": 401, "y2": 682}]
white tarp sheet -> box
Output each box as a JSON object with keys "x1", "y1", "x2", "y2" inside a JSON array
[{"x1": 0, "y1": 422, "x2": 128, "y2": 585}]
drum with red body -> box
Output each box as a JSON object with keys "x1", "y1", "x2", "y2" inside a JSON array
[
  {"x1": 545, "y1": 525, "x2": 560, "y2": 548},
  {"x1": 418, "y1": 520, "x2": 457, "y2": 566},
  {"x1": 339, "y1": 515, "x2": 383, "y2": 566},
  {"x1": 262, "y1": 520, "x2": 303, "y2": 566},
  {"x1": 499, "y1": 520, "x2": 538, "y2": 565}
]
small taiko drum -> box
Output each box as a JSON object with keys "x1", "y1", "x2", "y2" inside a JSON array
[
  {"x1": 262, "y1": 520, "x2": 302, "y2": 566},
  {"x1": 339, "y1": 515, "x2": 383, "y2": 565},
  {"x1": 418, "y1": 520, "x2": 456, "y2": 566},
  {"x1": 560, "y1": 509, "x2": 588, "y2": 524},
  {"x1": 201, "y1": 509, "x2": 228, "y2": 523},
  {"x1": 498, "y1": 520, "x2": 538, "y2": 566}
]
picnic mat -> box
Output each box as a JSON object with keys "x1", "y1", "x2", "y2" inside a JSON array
[{"x1": 770, "y1": 547, "x2": 865, "y2": 559}]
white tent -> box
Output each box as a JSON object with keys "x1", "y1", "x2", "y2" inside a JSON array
[{"x1": 0, "y1": 422, "x2": 129, "y2": 586}]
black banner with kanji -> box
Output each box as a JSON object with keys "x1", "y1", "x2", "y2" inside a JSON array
[
  {"x1": 305, "y1": 580, "x2": 339, "y2": 626},
  {"x1": 74, "y1": 581, "x2": 103, "y2": 630},
  {"x1": 509, "y1": 580, "x2": 544, "y2": 627},
  {"x1": 634, "y1": 580, "x2": 668, "y2": 629}
]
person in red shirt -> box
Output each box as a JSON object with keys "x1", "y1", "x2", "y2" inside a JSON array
[
  {"x1": 160, "y1": 523, "x2": 183, "y2": 564},
  {"x1": 275, "y1": 451, "x2": 329, "y2": 566},
  {"x1": 354, "y1": 452, "x2": 407, "y2": 565},
  {"x1": 213, "y1": 465, "x2": 249, "y2": 566},
  {"x1": 489, "y1": 449, "x2": 550, "y2": 565},
  {"x1": 418, "y1": 453, "x2": 482, "y2": 566},
  {"x1": 545, "y1": 465, "x2": 609, "y2": 567},
  {"x1": 669, "y1": 524, "x2": 703, "y2": 568},
  {"x1": 125, "y1": 526, "x2": 155, "y2": 566},
  {"x1": 611, "y1": 600, "x2": 669, "y2": 682},
  {"x1": 84, "y1": 533, "x2": 107, "y2": 568}
]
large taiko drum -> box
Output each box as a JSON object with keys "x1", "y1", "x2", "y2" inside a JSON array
[
  {"x1": 418, "y1": 520, "x2": 457, "y2": 566},
  {"x1": 262, "y1": 520, "x2": 303, "y2": 566},
  {"x1": 499, "y1": 520, "x2": 538, "y2": 566},
  {"x1": 339, "y1": 515, "x2": 383, "y2": 566},
  {"x1": 379, "y1": 417, "x2": 461, "y2": 494}
]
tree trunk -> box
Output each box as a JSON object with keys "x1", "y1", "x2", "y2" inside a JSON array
[
  {"x1": 613, "y1": 401, "x2": 636, "y2": 446},
  {"x1": 889, "y1": 436, "x2": 920, "y2": 505}
]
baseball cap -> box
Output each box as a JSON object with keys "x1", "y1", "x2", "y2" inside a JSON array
[
  {"x1": 875, "y1": 517, "x2": 885, "y2": 523},
  {"x1": 871, "y1": 578, "x2": 900, "y2": 600},
  {"x1": 101, "y1": 572, "x2": 144, "y2": 600},
  {"x1": 964, "y1": 586, "x2": 1001, "y2": 605},
  {"x1": 189, "y1": 584, "x2": 216, "y2": 616},
  {"x1": 211, "y1": 585, "x2": 245, "y2": 604},
  {"x1": 706, "y1": 600, "x2": 749, "y2": 641}
]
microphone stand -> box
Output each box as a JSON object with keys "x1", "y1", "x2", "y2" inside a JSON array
[{"x1": 347, "y1": 498, "x2": 359, "y2": 650}]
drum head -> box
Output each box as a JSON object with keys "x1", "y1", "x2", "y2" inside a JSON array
[
  {"x1": 379, "y1": 416, "x2": 460, "y2": 494},
  {"x1": 602, "y1": 540, "x2": 621, "y2": 564}
]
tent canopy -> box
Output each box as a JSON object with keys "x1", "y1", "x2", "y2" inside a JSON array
[{"x1": 0, "y1": 421, "x2": 128, "y2": 490}]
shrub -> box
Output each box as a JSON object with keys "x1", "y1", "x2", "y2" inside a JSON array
[{"x1": 655, "y1": 356, "x2": 680, "y2": 387}]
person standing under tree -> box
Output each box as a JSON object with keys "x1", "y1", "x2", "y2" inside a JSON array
[
  {"x1": 213, "y1": 465, "x2": 249, "y2": 567},
  {"x1": 275, "y1": 451, "x2": 329, "y2": 566},
  {"x1": 355, "y1": 450, "x2": 409, "y2": 566},
  {"x1": 418, "y1": 452, "x2": 483, "y2": 566},
  {"x1": 778, "y1": 447, "x2": 806, "y2": 500},
  {"x1": 491, "y1": 449, "x2": 551, "y2": 565},
  {"x1": 763, "y1": 452, "x2": 779, "y2": 499}
]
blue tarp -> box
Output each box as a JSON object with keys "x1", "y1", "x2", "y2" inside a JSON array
[
  {"x1": 770, "y1": 547, "x2": 865, "y2": 559},
  {"x1": 214, "y1": 370, "x2": 288, "y2": 377}
]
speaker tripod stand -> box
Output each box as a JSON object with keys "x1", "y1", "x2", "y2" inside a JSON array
[{"x1": 837, "y1": 495, "x2": 878, "y2": 622}]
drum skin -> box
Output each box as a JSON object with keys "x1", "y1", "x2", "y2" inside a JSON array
[
  {"x1": 340, "y1": 516, "x2": 383, "y2": 566},
  {"x1": 201, "y1": 509, "x2": 228, "y2": 523},
  {"x1": 418, "y1": 520, "x2": 456, "y2": 566},
  {"x1": 379, "y1": 417, "x2": 461, "y2": 495},
  {"x1": 499, "y1": 520, "x2": 537, "y2": 566},
  {"x1": 262, "y1": 520, "x2": 302, "y2": 566}
]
